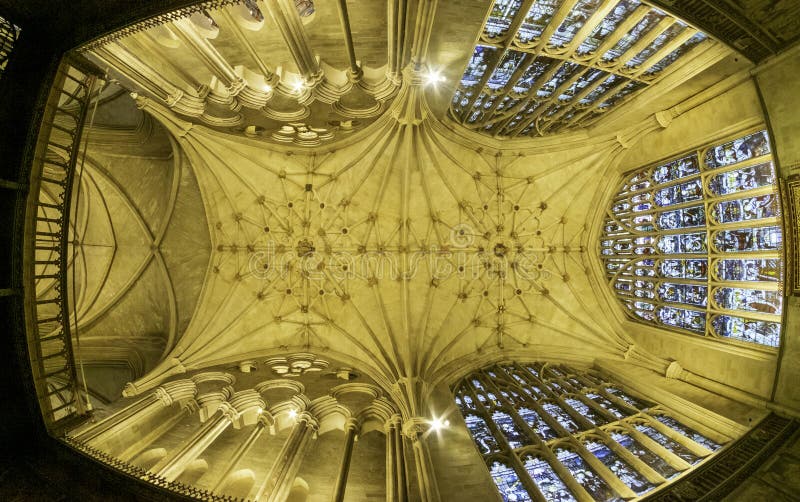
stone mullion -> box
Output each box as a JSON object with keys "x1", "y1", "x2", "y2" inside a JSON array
[
  {"x1": 554, "y1": 1, "x2": 620, "y2": 60},
  {"x1": 496, "y1": 0, "x2": 538, "y2": 48},
  {"x1": 621, "y1": 421, "x2": 692, "y2": 471},
  {"x1": 127, "y1": 35, "x2": 207, "y2": 94},
  {"x1": 210, "y1": 418, "x2": 267, "y2": 493},
  {"x1": 582, "y1": 5, "x2": 651, "y2": 67},
  {"x1": 467, "y1": 380, "x2": 541, "y2": 500},
  {"x1": 117, "y1": 400, "x2": 198, "y2": 463},
  {"x1": 501, "y1": 366, "x2": 573, "y2": 439},
  {"x1": 331, "y1": 418, "x2": 360, "y2": 502},
  {"x1": 477, "y1": 53, "x2": 538, "y2": 133},
  {"x1": 496, "y1": 61, "x2": 565, "y2": 135},
  {"x1": 458, "y1": 47, "x2": 509, "y2": 124},
  {"x1": 506, "y1": 66, "x2": 594, "y2": 137},
  {"x1": 570, "y1": 440, "x2": 638, "y2": 499},
  {"x1": 575, "y1": 392, "x2": 620, "y2": 424},
  {"x1": 555, "y1": 75, "x2": 628, "y2": 130},
  {"x1": 596, "y1": 387, "x2": 641, "y2": 416},
  {"x1": 608, "y1": 17, "x2": 677, "y2": 71},
  {"x1": 630, "y1": 28, "x2": 700, "y2": 79},
  {"x1": 480, "y1": 372, "x2": 547, "y2": 448},
  {"x1": 526, "y1": 0, "x2": 576, "y2": 53},
  {"x1": 554, "y1": 394, "x2": 596, "y2": 432},
  {"x1": 642, "y1": 414, "x2": 713, "y2": 457},
  {"x1": 539, "y1": 445, "x2": 595, "y2": 502},
  {"x1": 595, "y1": 429, "x2": 666, "y2": 485}
]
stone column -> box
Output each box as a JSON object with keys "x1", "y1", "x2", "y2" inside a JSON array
[
  {"x1": 72, "y1": 379, "x2": 196, "y2": 446},
  {"x1": 253, "y1": 412, "x2": 318, "y2": 502},
  {"x1": 211, "y1": 413, "x2": 273, "y2": 493},
  {"x1": 403, "y1": 419, "x2": 441, "y2": 502},
  {"x1": 331, "y1": 417, "x2": 360, "y2": 502},
  {"x1": 154, "y1": 401, "x2": 237, "y2": 481},
  {"x1": 118, "y1": 399, "x2": 199, "y2": 463},
  {"x1": 385, "y1": 415, "x2": 407, "y2": 502}
]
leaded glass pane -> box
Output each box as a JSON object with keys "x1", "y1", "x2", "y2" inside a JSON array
[
  {"x1": 658, "y1": 283, "x2": 707, "y2": 307},
  {"x1": 715, "y1": 258, "x2": 780, "y2": 282},
  {"x1": 486, "y1": 0, "x2": 526, "y2": 39},
  {"x1": 603, "y1": 10, "x2": 665, "y2": 61},
  {"x1": 656, "y1": 306, "x2": 705, "y2": 332},
  {"x1": 605, "y1": 387, "x2": 649, "y2": 410},
  {"x1": 654, "y1": 179, "x2": 703, "y2": 207},
  {"x1": 711, "y1": 314, "x2": 781, "y2": 346},
  {"x1": 654, "y1": 415, "x2": 720, "y2": 451},
  {"x1": 542, "y1": 402, "x2": 579, "y2": 433},
  {"x1": 520, "y1": 407, "x2": 557, "y2": 440},
  {"x1": 488, "y1": 51, "x2": 528, "y2": 90},
  {"x1": 586, "y1": 392, "x2": 625, "y2": 418},
  {"x1": 555, "y1": 448, "x2": 619, "y2": 501},
  {"x1": 713, "y1": 226, "x2": 782, "y2": 252},
  {"x1": 585, "y1": 440, "x2": 655, "y2": 495},
  {"x1": 660, "y1": 259, "x2": 707, "y2": 279},
  {"x1": 644, "y1": 33, "x2": 708, "y2": 77},
  {"x1": 518, "y1": 0, "x2": 565, "y2": 43},
  {"x1": 564, "y1": 397, "x2": 608, "y2": 427},
  {"x1": 657, "y1": 205, "x2": 705, "y2": 229},
  {"x1": 653, "y1": 155, "x2": 699, "y2": 183},
  {"x1": 705, "y1": 131, "x2": 771, "y2": 168},
  {"x1": 548, "y1": 0, "x2": 603, "y2": 47},
  {"x1": 612, "y1": 432, "x2": 679, "y2": 478},
  {"x1": 465, "y1": 414, "x2": 502, "y2": 454},
  {"x1": 522, "y1": 455, "x2": 576, "y2": 501},
  {"x1": 490, "y1": 461, "x2": 533, "y2": 502},
  {"x1": 656, "y1": 233, "x2": 706, "y2": 254},
  {"x1": 577, "y1": 0, "x2": 641, "y2": 55},
  {"x1": 712, "y1": 194, "x2": 779, "y2": 224},
  {"x1": 713, "y1": 287, "x2": 782, "y2": 315},
  {"x1": 625, "y1": 22, "x2": 687, "y2": 68},
  {"x1": 493, "y1": 410, "x2": 533, "y2": 448},
  {"x1": 634, "y1": 424, "x2": 700, "y2": 464},
  {"x1": 461, "y1": 46, "x2": 497, "y2": 87},
  {"x1": 708, "y1": 162, "x2": 775, "y2": 196}
]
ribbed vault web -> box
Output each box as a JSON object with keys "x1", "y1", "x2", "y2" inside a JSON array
[{"x1": 123, "y1": 77, "x2": 633, "y2": 400}]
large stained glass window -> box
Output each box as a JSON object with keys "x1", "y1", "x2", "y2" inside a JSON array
[
  {"x1": 601, "y1": 130, "x2": 785, "y2": 347},
  {"x1": 449, "y1": 0, "x2": 712, "y2": 137},
  {"x1": 455, "y1": 363, "x2": 727, "y2": 501}
]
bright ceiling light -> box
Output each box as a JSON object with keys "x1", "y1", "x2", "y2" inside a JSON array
[
  {"x1": 424, "y1": 69, "x2": 445, "y2": 87},
  {"x1": 430, "y1": 416, "x2": 450, "y2": 431},
  {"x1": 292, "y1": 79, "x2": 306, "y2": 93},
  {"x1": 288, "y1": 409, "x2": 298, "y2": 419},
  {"x1": 263, "y1": 84, "x2": 272, "y2": 92}
]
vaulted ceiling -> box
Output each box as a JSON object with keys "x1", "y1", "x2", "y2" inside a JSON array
[{"x1": 65, "y1": 0, "x2": 768, "y2": 400}]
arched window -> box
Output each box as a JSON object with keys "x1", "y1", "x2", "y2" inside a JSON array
[
  {"x1": 601, "y1": 129, "x2": 784, "y2": 347},
  {"x1": 455, "y1": 363, "x2": 725, "y2": 501}
]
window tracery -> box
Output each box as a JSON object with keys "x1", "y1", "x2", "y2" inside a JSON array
[
  {"x1": 455, "y1": 363, "x2": 725, "y2": 501},
  {"x1": 0, "y1": 15, "x2": 20, "y2": 78},
  {"x1": 600, "y1": 129, "x2": 785, "y2": 347},
  {"x1": 450, "y1": 0, "x2": 712, "y2": 137}
]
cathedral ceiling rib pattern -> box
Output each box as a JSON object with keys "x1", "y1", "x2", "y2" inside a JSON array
[{"x1": 123, "y1": 81, "x2": 636, "y2": 397}]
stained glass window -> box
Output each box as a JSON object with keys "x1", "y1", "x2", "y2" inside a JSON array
[
  {"x1": 451, "y1": 0, "x2": 712, "y2": 136},
  {"x1": 0, "y1": 15, "x2": 20, "y2": 79},
  {"x1": 454, "y1": 363, "x2": 726, "y2": 501},
  {"x1": 600, "y1": 130, "x2": 784, "y2": 347}
]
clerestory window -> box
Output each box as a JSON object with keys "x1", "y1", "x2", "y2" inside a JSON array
[{"x1": 600, "y1": 130, "x2": 784, "y2": 347}]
